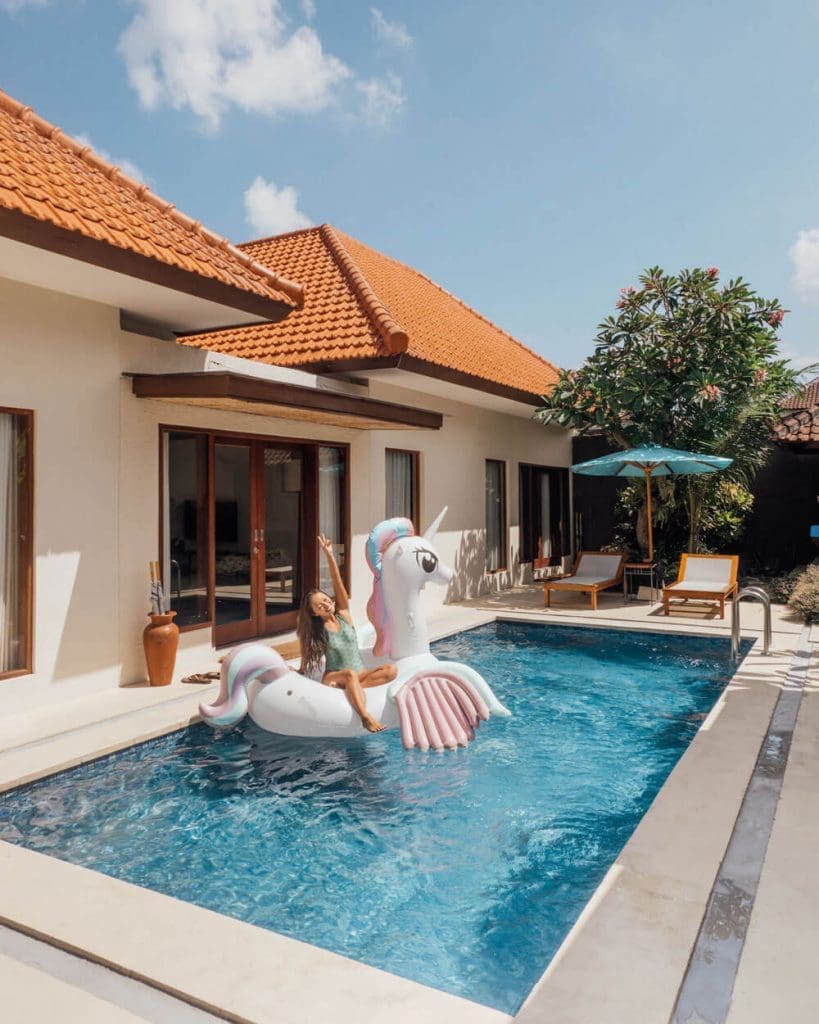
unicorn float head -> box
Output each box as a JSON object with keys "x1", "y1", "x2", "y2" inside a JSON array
[{"x1": 366, "y1": 507, "x2": 452, "y2": 660}]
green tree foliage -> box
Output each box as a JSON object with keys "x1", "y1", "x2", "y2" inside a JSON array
[{"x1": 537, "y1": 267, "x2": 799, "y2": 553}]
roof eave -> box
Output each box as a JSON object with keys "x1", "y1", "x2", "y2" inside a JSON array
[
  {"x1": 286, "y1": 353, "x2": 549, "y2": 407},
  {"x1": 0, "y1": 206, "x2": 294, "y2": 324}
]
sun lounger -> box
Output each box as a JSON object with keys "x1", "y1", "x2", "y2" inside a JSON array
[
  {"x1": 543, "y1": 551, "x2": 626, "y2": 610},
  {"x1": 662, "y1": 553, "x2": 739, "y2": 619}
]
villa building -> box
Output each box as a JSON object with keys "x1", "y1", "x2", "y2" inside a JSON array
[{"x1": 0, "y1": 86, "x2": 569, "y2": 714}]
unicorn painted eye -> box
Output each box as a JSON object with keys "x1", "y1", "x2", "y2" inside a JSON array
[{"x1": 415, "y1": 550, "x2": 438, "y2": 574}]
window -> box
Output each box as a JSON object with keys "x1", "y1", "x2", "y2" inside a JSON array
[
  {"x1": 519, "y1": 464, "x2": 570, "y2": 565},
  {"x1": 485, "y1": 459, "x2": 506, "y2": 572},
  {"x1": 385, "y1": 449, "x2": 419, "y2": 525},
  {"x1": 0, "y1": 408, "x2": 33, "y2": 678},
  {"x1": 163, "y1": 431, "x2": 210, "y2": 628},
  {"x1": 318, "y1": 446, "x2": 347, "y2": 593}
]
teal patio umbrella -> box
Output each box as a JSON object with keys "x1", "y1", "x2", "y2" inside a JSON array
[{"x1": 571, "y1": 444, "x2": 733, "y2": 562}]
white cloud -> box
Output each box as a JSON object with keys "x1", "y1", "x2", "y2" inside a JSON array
[
  {"x1": 0, "y1": 0, "x2": 47, "y2": 11},
  {"x1": 73, "y1": 133, "x2": 148, "y2": 184},
  {"x1": 357, "y1": 73, "x2": 404, "y2": 127},
  {"x1": 790, "y1": 229, "x2": 819, "y2": 302},
  {"x1": 118, "y1": 0, "x2": 351, "y2": 133},
  {"x1": 244, "y1": 175, "x2": 312, "y2": 236},
  {"x1": 370, "y1": 7, "x2": 412, "y2": 49},
  {"x1": 299, "y1": 0, "x2": 316, "y2": 18}
]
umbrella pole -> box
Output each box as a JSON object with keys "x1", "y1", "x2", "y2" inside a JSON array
[{"x1": 645, "y1": 468, "x2": 654, "y2": 563}]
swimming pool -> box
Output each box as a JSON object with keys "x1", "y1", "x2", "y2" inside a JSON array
[{"x1": 0, "y1": 623, "x2": 747, "y2": 1013}]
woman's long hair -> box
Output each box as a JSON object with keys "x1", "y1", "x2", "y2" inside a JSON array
[{"x1": 297, "y1": 589, "x2": 329, "y2": 676}]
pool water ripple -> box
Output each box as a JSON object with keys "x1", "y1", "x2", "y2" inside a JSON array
[{"x1": 0, "y1": 623, "x2": 748, "y2": 1013}]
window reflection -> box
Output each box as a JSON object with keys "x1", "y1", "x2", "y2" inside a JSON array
[{"x1": 165, "y1": 432, "x2": 210, "y2": 627}]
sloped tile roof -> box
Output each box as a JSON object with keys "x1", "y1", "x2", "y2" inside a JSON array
[
  {"x1": 782, "y1": 377, "x2": 819, "y2": 410},
  {"x1": 180, "y1": 224, "x2": 559, "y2": 402},
  {"x1": 0, "y1": 88, "x2": 302, "y2": 313},
  {"x1": 775, "y1": 376, "x2": 819, "y2": 445}
]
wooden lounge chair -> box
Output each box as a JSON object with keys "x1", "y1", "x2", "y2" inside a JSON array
[
  {"x1": 662, "y1": 553, "x2": 739, "y2": 619},
  {"x1": 543, "y1": 551, "x2": 626, "y2": 610}
]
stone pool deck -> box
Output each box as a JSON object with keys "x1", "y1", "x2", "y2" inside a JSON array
[{"x1": 0, "y1": 589, "x2": 816, "y2": 1023}]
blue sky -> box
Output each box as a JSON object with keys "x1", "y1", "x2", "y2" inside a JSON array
[{"x1": 1, "y1": 0, "x2": 818, "y2": 372}]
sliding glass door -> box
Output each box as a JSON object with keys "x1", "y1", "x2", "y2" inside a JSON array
[
  {"x1": 163, "y1": 430, "x2": 345, "y2": 644},
  {"x1": 212, "y1": 441, "x2": 314, "y2": 645}
]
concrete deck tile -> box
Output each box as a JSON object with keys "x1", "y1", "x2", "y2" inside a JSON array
[
  {"x1": 726, "y1": 666, "x2": 819, "y2": 1024},
  {"x1": 0, "y1": 951, "x2": 148, "y2": 1023}
]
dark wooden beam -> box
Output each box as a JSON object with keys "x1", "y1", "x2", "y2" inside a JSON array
[{"x1": 129, "y1": 371, "x2": 443, "y2": 430}]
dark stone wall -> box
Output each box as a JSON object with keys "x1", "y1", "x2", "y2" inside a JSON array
[
  {"x1": 742, "y1": 446, "x2": 819, "y2": 572},
  {"x1": 572, "y1": 435, "x2": 627, "y2": 551}
]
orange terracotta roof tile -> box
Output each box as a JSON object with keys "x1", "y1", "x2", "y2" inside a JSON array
[
  {"x1": 0, "y1": 88, "x2": 303, "y2": 314},
  {"x1": 775, "y1": 376, "x2": 819, "y2": 445},
  {"x1": 180, "y1": 224, "x2": 559, "y2": 402},
  {"x1": 782, "y1": 376, "x2": 819, "y2": 410}
]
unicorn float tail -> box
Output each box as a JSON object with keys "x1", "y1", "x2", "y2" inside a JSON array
[
  {"x1": 394, "y1": 670, "x2": 490, "y2": 752},
  {"x1": 199, "y1": 645, "x2": 289, "y2": 728}
]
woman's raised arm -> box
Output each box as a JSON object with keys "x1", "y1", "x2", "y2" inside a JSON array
[{"x1": 318, "y1": 534, "x2": 350, "y2": 612}]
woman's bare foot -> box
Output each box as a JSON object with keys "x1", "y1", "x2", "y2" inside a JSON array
[{"x1": 362, "y1": 716, "x2": 387, "y2": 733}]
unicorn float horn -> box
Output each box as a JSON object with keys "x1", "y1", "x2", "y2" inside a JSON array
[{"x1": 423, "y1": 506, "x2": 448, "y2": 541}]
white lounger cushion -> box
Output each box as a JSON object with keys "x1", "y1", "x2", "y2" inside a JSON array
[
  {"x1": 554, "y1": 574, "x2": 618, "y2": 586},
  {"x1": 665, "y1": 579, "x2": 733, "y2": 594},
  {"x1": 573, "y1": 554, "x2": 623, "y2": 580},
  {"x1": 679, "y1": 557, "x2": 734, "y2": 584}
]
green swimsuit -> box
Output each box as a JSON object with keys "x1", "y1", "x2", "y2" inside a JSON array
[{"x1": 324, "y1": 616, "x2": 364, "y2": 673}]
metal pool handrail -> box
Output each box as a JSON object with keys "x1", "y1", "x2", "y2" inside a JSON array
[{"x1": 731, "y1": 586, "x2": 772, "y2": 661}]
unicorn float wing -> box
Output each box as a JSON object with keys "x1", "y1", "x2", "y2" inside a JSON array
[{"x1": 200, "y1": 508, "x2": 510, "y2": 750}]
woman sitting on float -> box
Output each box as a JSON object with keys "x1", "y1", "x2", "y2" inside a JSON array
[{"x1": 297, "y1": 534, "x2": 396, "y2": 733}]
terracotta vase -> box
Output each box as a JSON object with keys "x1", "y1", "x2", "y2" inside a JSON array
[{"x1": 142, "y1": 611, "x2": 179, "y2": 686}]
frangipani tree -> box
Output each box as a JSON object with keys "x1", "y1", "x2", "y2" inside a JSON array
[{"x1": 537, "y1": 266, "x2": 798, "y2": 553}]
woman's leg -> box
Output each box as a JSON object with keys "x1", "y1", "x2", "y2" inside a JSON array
[
  {"x1": 359, "y1": 664, "x2": 398, "y2": 688},
  {"x1": 322, "y1": 669, "x2": 386, "y2": 732}
]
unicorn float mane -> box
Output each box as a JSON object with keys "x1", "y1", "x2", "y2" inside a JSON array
[{"x1": 365, "y1": 516, "x2": 415, "y2": 656}]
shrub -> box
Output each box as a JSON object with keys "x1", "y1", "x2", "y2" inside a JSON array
[
  {"x1": 787, "y1": 565, "x2": 819, "y2": 623},
  {"x1": 767, "y1": 566, "x2": 807, "y2": 604}
]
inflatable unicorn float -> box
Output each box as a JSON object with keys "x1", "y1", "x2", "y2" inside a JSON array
[{"x1": 200, "y1": 509, "x2": 510, "y2": 751}]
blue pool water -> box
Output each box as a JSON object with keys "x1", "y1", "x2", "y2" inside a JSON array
[{"x1": 0, "y1": 624, "x2": 747, "y2": 1013}]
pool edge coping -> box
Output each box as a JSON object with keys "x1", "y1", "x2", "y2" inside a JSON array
[{"x1": 0, "y1": 609, "x2": 800, "y2": 1024}]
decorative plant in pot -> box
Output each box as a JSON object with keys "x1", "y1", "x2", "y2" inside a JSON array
[{"x1": 143, "y1": 561, "x2": 179, "y2": 686}]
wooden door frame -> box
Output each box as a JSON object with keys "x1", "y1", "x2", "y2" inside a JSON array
[{"x1": 159, "y1": 424, "x2": 350, "y2": 644}]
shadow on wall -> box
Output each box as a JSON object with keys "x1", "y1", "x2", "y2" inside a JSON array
[{"x1": 446, "y1": 530, "x2": 514, "y2": 602}]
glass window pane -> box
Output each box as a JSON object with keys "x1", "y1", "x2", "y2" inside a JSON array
[
  {"x1": 0, "y1": 411, "x2": 31, "y2": 674},
  {"x1": 520, "y1": 465, "x2": 568, "y2": 565},
  {"x1": 485, "y1": 460, "x2": 505, "y2": 571},
  {"x1": 213, "y1": 443, "x2": 252, "y2": 628},
  {"x1": 319, "y1": 446, "x2": 345, "y2": 594},
  {"x1": 263, "y1": 447, "x2": 302, "y2": 616},
  {"x1": 386, "y1": 450, "x2": 415, "y2": 522},
  {"x1": 165, "y1": 432, "x2": 210, "y2": 627}
]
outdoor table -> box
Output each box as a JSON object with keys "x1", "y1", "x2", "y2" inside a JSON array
[{"x1": 623, "y1": 562, "x2": 661, "y2": 604}]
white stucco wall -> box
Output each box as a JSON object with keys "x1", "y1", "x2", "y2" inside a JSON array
[
  {"x1": 0, "y1": 278, "x2": 122, "y2": 712},
  {"x1": 1, "y1": 274, "x2": 570, "y2": 714}
]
